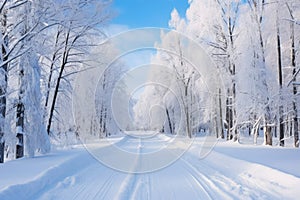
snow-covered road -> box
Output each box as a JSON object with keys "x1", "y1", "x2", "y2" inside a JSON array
[{"x1": 1, "y1": 133, "x2": 300, "y2": 200}]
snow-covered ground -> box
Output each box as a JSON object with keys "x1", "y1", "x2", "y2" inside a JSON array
[{"x1": 0, "y1": 133, "x2": 299, "y2": 200}]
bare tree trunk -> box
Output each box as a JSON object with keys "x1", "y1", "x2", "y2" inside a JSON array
[
  {"x1": 264, "y1": 122, "x2": 272, "y2": 145},
  {"x1": 219, "y1": 88, "x2": 224, "y2": 139},
  {"x1": 226, "y1": 89, "x2": 233, "y2": 140},
  {"x1": 44, "y1": 28, "x2": 61, "y2": 109},
  {"x1": 289, "y1": 117, "x2": 293, "y2": 137},
  {"x1": 228, "y1": 13, "x2": 238, "y2": 142},
  {"x1": 214, "y1": 93, "x2": 219, "y2": 138},
  {"x1": 253, "y1": 117, "x2": 260, "y2": 145},
  {"x1": 103, "y1": 108, "x2": 107, "y2": 137},
  {"x1": 276, "y1": 10, "x2": 284, "y2": 146},
  {"x1": 286, "y1": 3, "x2": 299, "y2": 147},
  {"x1": 183, "y1": 81, "x2": 192, "y2": 138},
  {"x1": 215, "y1": 110, "x2": 219, "y2": 138},
  {"x1": 225, "y1": 95, "x2": 230, "y2": 140},
  {"x1": 16, "y1": 69, "x2": 25, "y2": 159},
  {"x1": 99, "y1": 104, "x2": 103, "y2": 133},
  {"x1": 0, "y1": 47, "x2": 6, "y2": 162},
  {"x1": 0, "y1": 9, "x2": 8, "y2": 163},
  {"x1": 172, "y1": 109, "x2": 175, "y2": 134},
  {"x1": 165, "y1": 108, "x2": 173, "y2": 134},
  {"x1": 293, "y1": 102, "x2": 299, "y2": 147},
  {"x1": 232, "y1": 81, "x2": 238, "y2": 141},
  {"x1": 291, "y1": 19, "x2": 299, "y2": 148},
  {"x1": 185, "y1": 106, "x2": 191, "y2": 138},
  {"x1": 47, "y1": 29, "x2": 70, "y2": 135},
  {"x1": 255, "y1": 0, "x2": 272, "y2": 145}
]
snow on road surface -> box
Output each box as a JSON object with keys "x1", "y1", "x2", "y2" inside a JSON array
[{"x1": 0, "y1": 133, "x2": 300, "y2": 200}]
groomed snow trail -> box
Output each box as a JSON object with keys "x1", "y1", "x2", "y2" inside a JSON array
[{"x1": 0, "y1": 133, "x2": 300, "y2": 200}]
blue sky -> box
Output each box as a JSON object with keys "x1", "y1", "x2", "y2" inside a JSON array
[
  {"x1": 109, "y1": 1, "x2": 190, "y2": 99},
  {"x1": 111, "y1": 0, "x2": 189, "y2": 28}
]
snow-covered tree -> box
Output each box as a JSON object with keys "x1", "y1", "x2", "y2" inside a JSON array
[
  {"x1": 159, "y1": 0, "x2": 300, "y2": 147},
  {"x1": 43, "y1": 0, "x2": 112, "y2": 136},
  {"x1": 0, "y1": 0, "x2": 9, "y2": 163},
  {"x1": 285, "y1": 0, "x2": 300, "y2": 147},
  {"x1": 0, "y1": 0, "x2": 113, "y2": 162},
  {"x1": 185, "y1": 0, "x2": 241, "y2": 140}
]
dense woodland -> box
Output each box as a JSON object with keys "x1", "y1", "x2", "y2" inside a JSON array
[{"x1": 0, "y1": 0, "x2": 300, "y2": 163}]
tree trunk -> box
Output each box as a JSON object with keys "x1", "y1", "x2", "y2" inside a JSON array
[
  {"x1": 165, "y1": 108, "x2": 173, "y2": 134},
  {"x1": 257, "y1": 0, "x2": 272, "y2": 145},
  {"x1": 232, "y1": 82, "x2": 238, "y2": 142},
  {"x1": 0, "y1": 9, "x2": 8, "y2": 163},
  {"x1": 291, "y1": 17, "x2": 299, "y2": 148},
  {"x1": 47, "y1": 29, "x2": 70, "y2": 135},
  {"x1": 172, "y1": 109, "x2": 175, "y2": 134},
  {"x1": 99, "y1": 104, "x2": 103, "y2": 133},
  {"x1": 219, "y1": 88, "x2": 224, "y2": 139},
  {"x1": 252, "y1": 115, "x2": 260, "y2": 144},
  {"x1": 276, "y1": 11, "x2": 284, "y2": 146},
  {"x1": 186, "y1": 106, "x2": 191, "y2": 138},
  {"x1": 226, "y1": 88, "x2": 233, "y2": 140},
  {"x1": 215, "y1": 100, "x2": 219, "y2": 138},
  {"x1": 286, "y1": 3, "x2": 299, "y2": 147},
  {"x1": 228, "y1": 13, "x2": 237, "y2": 141},
  {"x1": 293, "y1": 102, "x2": 299, "y2": 147},
  {"x1": 103, "y1": 108, "x2": 107, "y2": 137},
  {"x1": 184, "y1": 83, "x2": 192, "y2": 138},
  {"x1": 264, "y1": 109, "x2": 273, "y2": 146},
  {"x1": 16, "y1": 69, "x2": 25, "y2": 159},
  {"x1": 264, "y1": 122, "x2": 272, "y2": 146},
  {"x1": 44, "y1": 28, "x2": 61, "y2": 109}
]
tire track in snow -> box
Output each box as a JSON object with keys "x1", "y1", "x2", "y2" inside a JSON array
[
  {"x1": 181, "y1": 152, "x2": 254, "y2": 199},
  {"x1": 129, "y1": 137, "x2": 152, "y2": 200},
  {"x1": 70, "y1": 165, "x2": 118, "y2": 200},
  {"x1": 93, "y1": 173, "x2": 118, "y2": 200},
  {"x1": 179, "y1": 157, "x2": 218, "y2": 199},
  {"x1": 115, "y1": 135, "x2": 162, "y2": 200},
  {"x1": 113, "y1": 136, "x2": 141, "y2": 200},
  {"x1": 0, "y1": 150, "x2": 95, "y2": 200},
  {"x1": 183, "y1": 145, "x2": 280, "y2": 199},
  {"x1": 34, "y1": 135, "x2": 134, "y2": 200}
]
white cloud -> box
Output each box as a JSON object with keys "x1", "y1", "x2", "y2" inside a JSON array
[{"x1": 104, "y1": 24, "x2": 130, "y2": 37}]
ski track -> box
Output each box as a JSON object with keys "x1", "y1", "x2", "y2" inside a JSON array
[
  {"x1": 0, "y1": 150, "x2": 94, "y2": 200},
  {"x1": 1, "y1": 134, "x2": 299, "y2": 200},
  {"x1": 185, "y1": 143, "x2": 300, "y2": 200}
]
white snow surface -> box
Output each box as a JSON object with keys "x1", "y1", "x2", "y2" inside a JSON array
[{"x1": 0, "y1": 133, "x2": 299, "y2": 200}]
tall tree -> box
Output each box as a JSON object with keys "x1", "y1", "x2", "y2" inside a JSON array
[
  {"x1": 184, "y1": 0, "x2": 240, "y2": 140},
  {"x1": 0, "y1": 1, "x2": 8, "y2": 163},
  {"x1": 286, "y1": 2, "x2": 299, "y2": 147},
  {"x1": 14, "y1": 0, "x2": 52, "y2": 158},
  {"x1": 247, "y1": 0, "x2": 273, "y2": 145},
  {"x1": 45, "y1": 0, "x2": 112, "y2": 135},
  {"x1": 276, "y1": 3, "x2": 284, "y2": 146}
]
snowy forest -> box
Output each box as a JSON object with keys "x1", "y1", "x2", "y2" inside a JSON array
[
  {"x1": 0, "y1": 0, "x2": 114, "y2": 163},
  {"x1": 0, "y1": 0, "x2": 300, "y2": 165},
  {"x1": 136, "y1": 0, "x2": 300, "y2": 148},
  {"x1": 1, "y1": 0, "x2": 300, "y2": 199}
]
